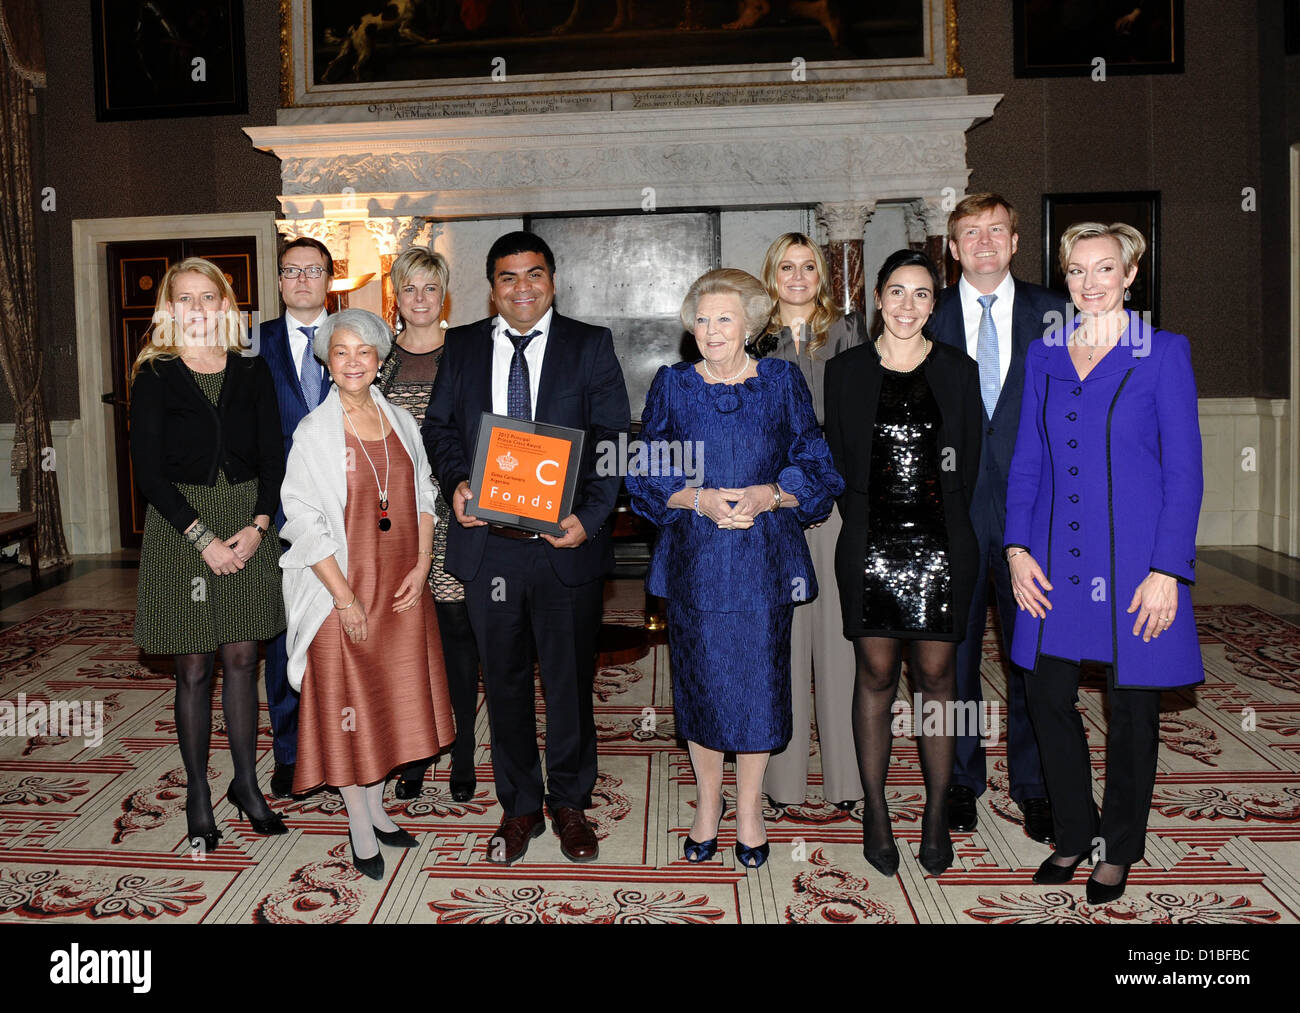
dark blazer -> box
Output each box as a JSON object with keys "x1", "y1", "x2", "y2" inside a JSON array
[
  {"x1": 928, "y1": 277, "x2": 1067, "y2": 535},
  {"x1": 129, "y1": 353, "x2": 284, "y2": 534},
  {"x1": 254, "y1": 314, "x2": 330, "y2": 529},
  {"x1": 823, "y1": 340, "x2": 983, "y2": 639},
  {"x1": 421, "y1": 312, "x2": 631, "y2": 586}
]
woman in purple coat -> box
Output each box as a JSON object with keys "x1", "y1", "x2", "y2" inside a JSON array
[{"x1": 1005, "y1": 222, "x2": 1203, "y2": 904}]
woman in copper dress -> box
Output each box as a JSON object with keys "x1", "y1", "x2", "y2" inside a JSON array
[{"x1": 280, "y1": 308, "x2": 454, "y2": 880}]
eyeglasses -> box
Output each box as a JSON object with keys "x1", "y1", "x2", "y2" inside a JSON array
[{"x1": 279, "y1": 266, "x2": 327, "y2": 279}]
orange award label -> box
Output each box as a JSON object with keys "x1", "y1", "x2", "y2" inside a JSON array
[{"x1": 478, "y1": 426, "x2": 571, "y2": 525}]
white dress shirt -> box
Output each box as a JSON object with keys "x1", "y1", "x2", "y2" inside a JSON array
[
  {"x1": 285, "y1": 308, "x2": 329, "y2": 395},
  {"x1": 958, "y1": 273, "x2": 1016, "y2": 390},
  {"x1": 490, "y1": 307, "x2": 553, "y2": 419}
]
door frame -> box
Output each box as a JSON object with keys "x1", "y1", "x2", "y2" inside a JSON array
[
  {"x1": 71, "y1": 212, "x2": 281, "y2": 554},
  {"x1": 1291, "y1": 145, "x2": 1300, "y2": 557}
]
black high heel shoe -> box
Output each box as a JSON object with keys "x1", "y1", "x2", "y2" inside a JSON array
[
  {"x1": 862, "y1": 828, "x2": 900, "y2": 877},
  {"x1": 185, "y1": 792, "x2": 221, "y2": 854},
  {"x1": 393, "y1": 773, "x2": 423, "y2": 801},
  {"x1": 918, "y1": 829, "x2": 954, "y2": 877},
  {"x1": 374, "y1": 824, "x2": 419, "y2": 848},
  {"x1": 350, "y1": 830, "x2": 385, "y2": 880},
  {"x1": 449, "y1": 775, "x2": 476, "y2": 804},
  {"x1": 684, "y1": 799, "x2": 727, "y2": 863},
  {"x1": 1033, "y1": 850, "x2": 1089, "y2": 885},
  {"x1": 226, "y1": 782, "x2": 288, "y2": 835},
  {"x1": 1086, "y1": 864, "x2": 1130, "y2": 904}
]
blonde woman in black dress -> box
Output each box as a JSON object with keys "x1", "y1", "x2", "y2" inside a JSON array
[
  {"x1": 131, "y1": 257, "x2": 288, "y2": 853},
  {"x1": 378, "y1": 245, "x2": 481, "y2": 802}
]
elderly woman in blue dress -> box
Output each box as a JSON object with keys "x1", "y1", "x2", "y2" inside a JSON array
[
  {"x1": 1006, "y1": 222, "x2": 1204, "y2": 903},
  {"x1": 627, "y1": 268, "x2": 844, "y2": 869}
]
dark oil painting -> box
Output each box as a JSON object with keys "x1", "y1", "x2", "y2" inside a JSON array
[
  {"x1": 309, "y1": 0, "x2": 926, "y2": 84},
  {"x1": 92, "y1": 0, "x2": 248, "y2": 120}
]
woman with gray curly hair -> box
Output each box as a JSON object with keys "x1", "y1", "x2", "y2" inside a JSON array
[
  {"x1": 280, "y1": 308, "x2": 454, "y2": 880},
  {"x1": 626, "y1": 269, "x2": 844, "y2": 870}
]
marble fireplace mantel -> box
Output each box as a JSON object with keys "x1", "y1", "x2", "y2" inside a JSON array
[{"x1": 245, "y1": 93, "x2": 1002, "y2": 224}]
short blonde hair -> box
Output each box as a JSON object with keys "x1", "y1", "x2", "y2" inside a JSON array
[
  {"x1": 1058, "y1": 221, "x2": 1147, "y2": 276},
  {"x1": 391, "y1": 245, "x2": 450, "y2": 295},
  {"x1": 680, "y1": 269, "x2": 773, "y2": 340},
  {"x1": 131, "y1": 258, "x2": 246, "y2": 380}
]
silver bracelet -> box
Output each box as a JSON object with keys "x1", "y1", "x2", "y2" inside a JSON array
[{"x1": 693, "y1": 488, "x2": 701, "y2": 516}]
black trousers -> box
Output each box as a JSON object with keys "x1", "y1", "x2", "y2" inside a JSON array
[
  {"x1": 1024, "y1": 655, "x2": 1162, "y2": 865},
  {"x1": 398, "y1": 599, "x2": 481, "y2": 785},
  {"x1": 952, "y1": 508, "x2": 1046, "y2": 802},
  {"x1": 463, "y1": 535, "x2": 603, "y2": 818}
]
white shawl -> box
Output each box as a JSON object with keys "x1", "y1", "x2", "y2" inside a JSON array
[{"x1": 279, "y1": 384, "x2": 437, "y2": 691}]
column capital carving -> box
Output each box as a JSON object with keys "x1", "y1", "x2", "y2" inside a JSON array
[
  {"x1": 815, "y1": 200, "x2": 876, "y2": 243},
  {"x1": 277, "y1": 218, "x2": 350, "y2": 254},
  {"x1": 363, "y1": 216, "x2": 441, "y2": 255},
  {"x1": 912, "y1": 194, "x2": 955, "y2": 239}
]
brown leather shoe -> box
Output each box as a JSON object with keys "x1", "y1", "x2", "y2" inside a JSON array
[
  {"x1": 485, "y1": 811, "x2": 545, "y2": 865},
  {"x1": 551, "y1": 806, "x2": 599, "y2": 863}
]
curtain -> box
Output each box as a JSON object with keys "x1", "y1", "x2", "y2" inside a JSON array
[{"x1": 0, "y1": 0, "x2": 69, "y2": 567}]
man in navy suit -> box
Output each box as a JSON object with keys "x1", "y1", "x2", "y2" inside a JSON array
[
  {"x1": 423, "y1": 232, "x2": 630, "y2": 865},
  {"x1": 253, "y1": 236, "x2": 333, "y2": 798},
  {"x1": 929, "y1": 194, "x2": 1063, "y2": 844}
]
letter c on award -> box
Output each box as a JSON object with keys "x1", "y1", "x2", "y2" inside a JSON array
[{"x1": 536, "y1": 459, "x2": 560, "y2": 486}]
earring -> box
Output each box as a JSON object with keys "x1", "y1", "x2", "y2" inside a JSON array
[{"x1": 1123, "y1": 289, "x2": 1131, "y2": 302}]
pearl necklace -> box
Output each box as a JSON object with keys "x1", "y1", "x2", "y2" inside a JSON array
[
  {"x1": 876, "y1": 336, "x2": 928, "y2": 373},
  {"x1": 703, "y1": 355, "x2": 752, "y2": 383}
]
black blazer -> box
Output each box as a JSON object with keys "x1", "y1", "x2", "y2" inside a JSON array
[
  {"x1": 928, "y1": 277, "x2": 1068, "y2": 536},
  {"x1": 129, "y1": 354, "x2": 285, "y2": 533},
  {"x1": 823, "y1": 340, "x2": 983, "y2": 639},
  {"x1": 421, "y1": 312, "x2": 631, "y2": 586}
]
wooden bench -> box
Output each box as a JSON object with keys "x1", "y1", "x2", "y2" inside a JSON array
[{"x1": 0, "y1": 511, "x2": 40, "y2": 586}]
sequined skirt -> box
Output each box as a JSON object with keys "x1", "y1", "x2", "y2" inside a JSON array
[{"x1": 857, "y1": 530, "x2": 956, "y2": 640}]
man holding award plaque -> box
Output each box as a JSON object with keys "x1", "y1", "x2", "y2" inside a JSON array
[{"x1": 422, "y1": 232, "x2": 630, "y2": 865}]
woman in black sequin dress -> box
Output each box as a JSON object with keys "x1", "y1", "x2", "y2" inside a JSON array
[{"x1": 824, "y1": 250, "x2": 983, "y2": 878}]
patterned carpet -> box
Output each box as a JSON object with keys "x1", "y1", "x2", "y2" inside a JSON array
[{"x1": 0, "y1": 603, "x2": 1298, "y2": 924}]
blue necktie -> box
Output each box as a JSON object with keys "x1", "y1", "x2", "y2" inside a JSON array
[
  {"x1": 298, "y1": 325, "x2": 321, "y2": 406},
  {"x1": 506, "y1": 330, "x2": 541, "y2": 420},
  {"x1": 976, "y1": 294, "x2": 1000, "y2": 420}
]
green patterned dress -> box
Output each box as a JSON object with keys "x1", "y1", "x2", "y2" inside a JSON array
[{"x1": 133, "y1": 367, "x2": 287, "y2": 655}]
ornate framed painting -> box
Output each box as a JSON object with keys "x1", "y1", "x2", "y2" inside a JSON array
[{"x1": 279, "y1": 0, "x2": 961, "y2": 118}]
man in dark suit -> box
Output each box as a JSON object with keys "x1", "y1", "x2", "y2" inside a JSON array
[
  {"x1": 929, "y1": 194, "x2": 1062, "y2": 844},
  {"x1": 423, "y1": 232, "x2": 630, "y2": 864},
  {"x1": 253, "y1": 236, "x2": 333, "y2": 798}
]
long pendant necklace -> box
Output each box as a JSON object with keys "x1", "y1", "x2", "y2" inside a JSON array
[{"x1": 343, "y1": 398, "x2": 392, "y2": 531}]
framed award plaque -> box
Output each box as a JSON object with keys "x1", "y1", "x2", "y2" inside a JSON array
[{"x1": 468, "y1": 413, "x2": 586, "y2": 536}]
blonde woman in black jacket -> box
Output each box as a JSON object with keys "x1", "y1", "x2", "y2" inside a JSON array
[{"x1": 131, "y1": 257, "x2": 288, "y2": 854}]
